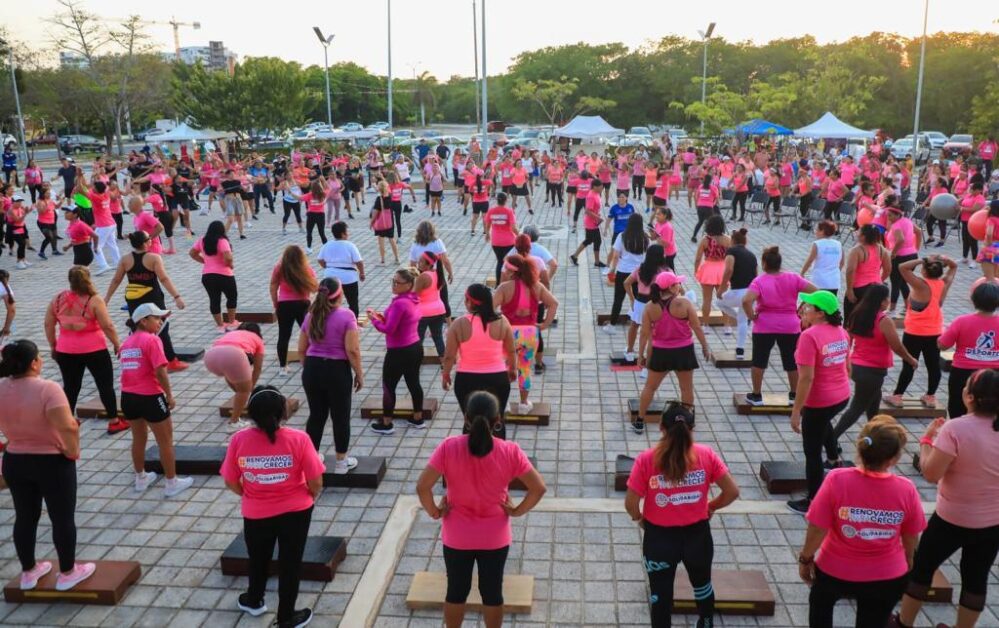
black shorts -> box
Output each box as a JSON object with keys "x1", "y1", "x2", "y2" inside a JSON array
[
  {"x1": 502, "y1": 184, "x2": 513, "y2": 194},
  {"x1": 374, "y1": 227, "x2": 395, "y2": 238},
  {"x1": 566, "y1": 186, "x2": 577, "y2": 195},
  {"x1": 429, "y1": 190, "x2": 443, "y2": 198},
  {"x1": 751, "y1": 332, "x2": 799, "y2": 370},
  {"x1": 648, "y1": 344, "x2": 699, "y2": 373},
  {"x1": 463, "y1": 185, "x2": 472, "y2": 195},
  {"x1": 348, "y1": 179, "x2": 362, "y2": 193},
  {"x1": 512, "y1": 185, "x2": 528, "y2": 196},
  {"x1": 240, "y1": 190, "x2": 252, "y2": 201},
  {"x1": 472, "y1": 201, "x2": 489, "y2": 214},
  {"x1": 121, "y1": 391, "x2": 170, "y2": 423},
  {"x1": 644, "y1": 186, "x2": 656, "y2": 197},
  {"x1": 583, "y1": 228, "x2": 602, "y2": 247}
]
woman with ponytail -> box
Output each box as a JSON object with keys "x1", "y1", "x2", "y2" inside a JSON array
[
  {"x1": 298, "y1": 278, "x2": 363, "y2": 473},
  {"x1": 270, "y1": 245, "x2": 317, "y2": 373},
  {"x1": 0, "y1": 340, "x2": 97, "y2": 592},
  {"x1": 625, "y1": 403, "x2": 739, "y2": 628},
  {"x1": 0, "y1": 269, "x2": 15, "y2": 343},
  {"x1": 799, "y1": 416, "x2": 925, "y2": 628},
  {"x1": 442, "y1": 283, "x2": 516, "y2": 439},
  {"x1": 414, "y1": 251, "x2": 448, "y2": 357},
  {"x1": 416, "y1": 391, "x2": 546, "y2": 628},
  {"x1": 896, "y1": 369, "x2": 999, "y2": 628},
  {"x1": 222, "y1": 385, "x2": 324, "y2": 627},
  {"x1": 492, "y1": 254, "x2": 558, "y2": 415}
]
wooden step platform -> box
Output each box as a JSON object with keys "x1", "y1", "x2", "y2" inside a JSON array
[
  {"x1": 286, "y1": 349, "x2": 302, "y2": 363},
  {"x1": 322, "y1": 456, "x2": 386, "y2": 489},
  {"x1": 702, "y1": 310, "x2": 728, "y2": 327},
  {"x1": 360, "y1": 397, "x2": 439, "y2": 420},
  {"x1": 672, "y1": 569, "x2": 774, "y2": 616},
  {"x1": 406, "y1": 571, "x2": 533, "y2": 613},
  {"x1": 485, "y1": 276, "x2": 497, "y2": 288},
  {"x1": 422, "y1": 346, "x2": 442, "y2": 366},
  {"x1": 940, "y1": 350, "x2": 954, "y2": 372},
  {"x1": 734, "y1": 393, "x2": 793, "y2": 416},
  {"x1": 75, "y1": 398, "x2": 124, "y2": 420},
  {"x1": 233, "y1": 310, "x2": 277, "y2": 324},
  {"x1": 614, "y1": 454, "x2": 634, "y2": 491},
  {"x1": 759, "y1": 460, "x2": 855, "y2": 494},
  {"x1": 879, "y1": 397, "x2": 947, "y2": 419},
  {"x1": 3, "y1": 560, "x2": 141, "y2": 606},
  {"x1": 927, "y1": 571, "x2": 953, "y2": 603},
  {"x1": 173, "y1": 346, "x2": 205, "y2": 362},
  {"x1": 505, "y1": 402, "x2": 551, "y2": 426},
  {"x1": 627, "y1": 399, "x2": 667, "y2": 422},
  {"x1": 610, "y1": 351, "x2": 641, "y2": 372},
  {"x1": 144, "y1": 445, "x2": 227, "y2": 475},
  {"x1": 596, "y1": 313, "x2": 630, "y2": 326},
  {"x1": 219, "y1": 396, "x2": 301, "y2": 418},
  {"x1": 220, "y1": 536, "x2": 347, "y2": 582},
  {"x1": 711, "y1": 350, "x2": 751, "y2": 369}
]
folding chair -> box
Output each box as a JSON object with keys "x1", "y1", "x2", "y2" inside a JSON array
[
  {"x1": 901, "y1": 200, "x2": 915, "y2": 216},
  {"x1": 836, "y1": 203, "x2": 857, "y2": 242},
  {"x1": 777, "y1": 196, "x2": 800, "y2": 232},
  {"x1": 808, "y1": 197, "x2": 827, "y2": 226},
  {"x1": 744, "y1": 191, "x2": 767, "y2": 226}
]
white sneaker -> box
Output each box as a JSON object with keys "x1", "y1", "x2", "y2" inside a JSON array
[
  {"x1": 517, "y1": 401, "x2": 534, "y2": 415},
  {"x1": 93, "y1": 265, "x2": 110, "y2": 276},
  {"x1": 333, "y1": 457, "x2": 358, "y2": 474},
  {"x1": 14, "y1": 261, "x2": 27, "y2": 270},
  {"x1": 724, "y1": 327, "x2": 733, "y2": 336},
  {"x1": 163, "y1": 476, "x2": 194, "y2": 497},
  {"x1": 601, "y1": 324, "x2": 615, "y2": 334},
  {"x1": 134, "y1": 471, "x2": 158, "y2": 493},
  {"x1": 624, "y1": 351, "x2": 636, "y2": 362},
  {"x1": 639, "y1": 368, "x2": 648, "y2": 379},
  {"x1": 305, "y1": 246, "x2": 313, "y2": 254},
  {"x1": 280, "y1": 366, "x2": 291, "y2": 376},
  {"x1": 968, "y1": 260, "x2": 976, "y2": 269},
  {"x1": 226, "y1": 419, "x2": 252, "y2": 432}
]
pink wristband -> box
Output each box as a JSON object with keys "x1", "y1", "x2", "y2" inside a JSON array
[{"x1": 919, "y1": 437, "x2": 934, "y2": 447}]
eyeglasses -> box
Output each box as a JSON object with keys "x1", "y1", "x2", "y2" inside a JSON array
[{"x1": 392, "y1": 278, "x2": 410, "y2": 285}]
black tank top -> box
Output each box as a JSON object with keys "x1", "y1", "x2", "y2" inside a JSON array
[
  {"x1": 726, "y1": 245, "x2": 759, "y2": 290},
  {"x1": 125, "y1": 252, "x2": 164, "y2": 308}
]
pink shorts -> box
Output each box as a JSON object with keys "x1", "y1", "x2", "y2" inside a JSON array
[{"x1": 204, "y1": 345, "x2": 253, "y2": 383}]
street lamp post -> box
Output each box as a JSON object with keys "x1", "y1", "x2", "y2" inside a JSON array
[
  {"x1": 912, "y1": 0, "x2": 929, "y2": 171},
  {"x1": 7, "y1": 49, "x2": 28, "y2": 165},
  {"x1": 698, "y1": 22, "x2": 715, "y2": 136},
  {"x1": 472, "y1": 0, "x2": 481, "y2": 141},
  {"x1": 312, "y1": 27, "x2": 335, "y2": 128},
  {"x1": 387, "y1": 0, "x2": 393, "y2": 128},
  {"x1": 480, "y1": 0, "x2": 488, "y2": 146}
]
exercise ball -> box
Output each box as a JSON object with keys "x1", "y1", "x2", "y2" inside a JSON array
[
  {"x1": 857, "y1": 208, "x2": 874, "y2": 227},
  {"x1": 928, "y1": 193, "x2": 959, "y2": 220},
  {"x1": 968, "y1": 209, "x2": 989, "y2": 241}
]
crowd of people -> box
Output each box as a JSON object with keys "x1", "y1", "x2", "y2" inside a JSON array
[{"x1": 0, "y1": 131, "x2": 997, "y2": 628}]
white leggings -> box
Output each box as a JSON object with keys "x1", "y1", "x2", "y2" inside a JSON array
[
  {"x1": 92, "y1": 225, "x2": 121, "y2": 269},
  {"x1": 716, "y1": 288, "x2": 749, "y2": 349}
]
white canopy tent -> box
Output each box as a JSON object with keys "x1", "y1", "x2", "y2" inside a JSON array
[
  {"x1": 154, "y1": 123, "x2": 235, "y2": 142},
  {"x1": 552, "y1": 115, "x2": 624, "y2": 139},
  {"x1": 794, "y1": 112, "x2": 875, "y2": 139}
]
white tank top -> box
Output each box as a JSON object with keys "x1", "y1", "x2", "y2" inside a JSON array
[{"x1": 811, "y1": 238, "x2": 842, "y2": 290}]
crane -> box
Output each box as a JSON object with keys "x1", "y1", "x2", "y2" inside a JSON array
[{"x1": 142, "y1": 17, "x2": 201, "y2": 59}]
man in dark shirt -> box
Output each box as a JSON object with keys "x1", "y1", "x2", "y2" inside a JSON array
[
  {"x1": 2, "y1": 144, "x2": 18, "y2": 186},
  {"x1": 415, "y1": 139, "x2": 431, "y2": 166},
  {"x1": 55, "y1": 157, "x2": 78, "y2": 197}
]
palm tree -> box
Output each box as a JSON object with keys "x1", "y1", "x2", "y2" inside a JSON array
[{"x1": 413, "y1": 71, "x2": 437, "y2": 127}]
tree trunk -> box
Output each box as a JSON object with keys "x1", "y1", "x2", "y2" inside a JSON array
[
  {"x1": 114, "y1": 107, "x2": 124, "y2": 155},
  {"x1": 420, "y1": 101, "x2": 426, "y2": 127}
]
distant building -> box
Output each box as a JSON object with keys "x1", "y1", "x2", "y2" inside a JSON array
[
  {"x1": 162, "y1": 41, "x2": 238, "y2": 75},
  {"x1": 59, "y1": 51, "x2": 89, "y2": 69}
]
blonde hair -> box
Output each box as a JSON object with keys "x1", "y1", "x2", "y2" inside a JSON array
[{"x1": 68, "y1": 266, "x2": 97, "y2": 297}]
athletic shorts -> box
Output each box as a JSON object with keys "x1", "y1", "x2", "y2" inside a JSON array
[
  {"x1": 512, "y1": 185, "x2": 528, "y2": 196},
  {"x1": 429, "y1": 190, "x2": 443, "y2": 198},
  {"x1": 205, "y1": 345, "x2": 253, "y2": 382},
  {"x1": 472, "y1": 201, "x2": 489, "y2": 214},
  {"x1": 121, "y1": 391, "x2": 170, "y2": 423},
  {"x1": 375, "y1": 227, "x2": 395, "y2": 238},
  {"x1": 566, "y1": 186, "x2": 577, "y2": 195},
  {"x1": 583, "y1": 228, "x2": 602, "y2": 247},
  {"x1": 644, "y1": 187, "x2": 656, "y2": 197},
  {"x1": 648, "y1": 344, "x2": 699, "y2": 372}
]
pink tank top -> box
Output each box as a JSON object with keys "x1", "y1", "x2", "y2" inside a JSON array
[
  {"x1": 855, "y1": 245, "x2": 883, "y2": 288},
  {"x1": 501, "y1": 281, "x2": 539, "y2": 326},
  {"x1": 651, "y1": 297, "x2": 693, "y2": 349},
  {"x1": 891, "y1": 217, "x2": 917, "y2": 256},
  {"x1": 54, "y1": 291, "x2": 107, "y2": 354},
  {"x1": 457, "y1": 314, "x2": 507, "y2": 373},
  {"x1": 850, "y1": 311, "x2": 892, "y2": 368},
  {"x1": 417, "y1": 270, "x2": 446, "y2": 318}
]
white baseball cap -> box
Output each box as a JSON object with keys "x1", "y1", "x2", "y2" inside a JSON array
[{"x1": 131, "y1": 303, "x2": 170, "y2": 323}]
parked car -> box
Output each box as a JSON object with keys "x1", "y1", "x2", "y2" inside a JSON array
[
  {"x1": 27, "y1": 133, "x2": 58, "y2": 146},
  {"x1": 1, "y1": 134, "x2": 16, "y2": 148},
  {"x1": 303, "y1": 122, "x2": 328, "y2": 131},
  {"x1": 508, "y1": 129, "x2": 549, "y2": 143},
  {"x1": 923, "y1": 131, "x2": 948, "y2": 150},
  {"x1": 628, "y1": 126, "x2": 653, "y2": 138},
  {"x1": 367, "y1": 121, "x2": 390, "y2": 131},
  {"x1": 59, "y1": 135, "x2": 105, "y2": 153},
  {"x1": 890, "y1": 136, "x2": 930, "y2": 164},
  {"x1": 503, "y1": 138, "x2": 546, "y2": 154},
  {"x1": 252, "y1": 139, "x2": 291, "y2": 150},
  {"x1": 290, "y1": 129, "x2": 315, "y2": 141},
  {"x1": 393, "y1": 129, "x2": 414, "y2": 139},
  {"x1": 942, "y1": 134, "x2": 974, "y2": 158},
  {"x1": 487, "y1": 120, "x2": 508, "y2": 132},
  {"x1": 133, "y1": 127, "x2": 166, "y2": 141},
  {"x1": 609, "y1": 134, "x2": 654, "y2": 149},
  {"x1": 339, "y1": 122, "x2": 363, "y2": 133}
]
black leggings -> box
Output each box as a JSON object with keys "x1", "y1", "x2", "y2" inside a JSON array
[
  {"x1": 114, "y1": 212, "x2": 124, "y2": 239},
  {"x1": 382, "y1": 341, "x2": 424, "y2": 419},
  {"x1": 305, "y1": 213, "x2": 327, "y2": 248},
  {"x1": 391, "y1": 200, "x2": 403, "y2": 238},
  {"x1": 809, "y1": 566, "x2": 906, "y2": 628},
  {"x1": 893, "y1": 333, "x2": 941, "y2": 396},
  {"x1": 276, "y1": 300, "x2": 308, "y2": 367},
  {"x1": 201, "y1": 273, "x2": 238, "y2": 315},
  {"x1": 492, "y1": 245, "x2": 513, "y2": 286},
  {"x1": 609, "y1": 271, "x2": 629, "y2": 323},
  {"x1": 802, "y1": 399, "x2": 849, "y2": 498},
  {"x1": 751, "y1": 332, "x2": 799, "y2": 371},
  {"x1": 454, "y1": 370, "x2": 510, "y2": 440},
  {"x1": 243, "y1": 506, "x2": 312, "y2": 623},
  {"x1": 443, "y1": 545, "x2": 509, "y2": 606},
  {"x1": 889, "y1": 253, "x2": 918, "y2": 306},
  {"x1": 38, "y1": 222, "x2": 58, "y2": 255},
  {"x1": 282, "y1": 200, "x2": 302, "y2": 226},
  {"x1": 546, "y1": 182, "x2": 564, "y2": 206},
  {"x1": 731, "y1": 191, "x2": 748, "y2": 219},
  {"x1": 12, "y1": 232, "x2": 26, "y2": 260},
  {"x1": 418, "y1": 315, "x2": 446, "y2": 356},
  {"x1": 252, "y1": 184, "x2": 274, "y2": 213},
  {"x1": 692, "y1": 206, "x2": 713, "y2": 239},
  {"x1": 926, "y1": 215, "x2": 947, "y2": 240},
  {"x1": 632, "y1": 175, "x2": 643, "y2": 198},
  {"x1": 643, "y1": 519, "x2": 715, "y2": 628},
  {"x1": 823, "y1": 200, "x2": 842, "y2": 220},
  {"x1": 947, "y1": 366, "x2": 975, "y2": 419},
  {"x1": 831, "y1": 365, "x2": 885, "y2": 445},
  {"x1": 2, "y1": 453, "x2": 78, "y2": 573},
  {"x1": 764, "y1": 195, "x2": 780, "y2": 218},
  {"x1": 342, "y1": 281, "x2": 359, "y2": 319},
  {"x1": 961, "y1": 221, "x2": 979, "y2": 260},
  {"x1": 55, "y1": 349, "x2": 117, "y2": 417},
  {"x1": 907, "y1": 513, "x2": 999, "y2": 612},
  {"x1": 799, "y1": 193, "x2": 813, "y2": 221},
  {"x1": 302, "y1": 356, "x2": 352, "y2": 453},
  {"x1": 155, "y1": 211, "x2": 174, "y2": 239}
]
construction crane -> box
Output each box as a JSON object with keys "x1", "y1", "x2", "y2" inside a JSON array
[{"x1": 142, "y1": 17, "x2": 201, "y2": 59}]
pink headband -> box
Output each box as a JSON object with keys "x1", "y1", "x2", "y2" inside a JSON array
[
  {"x1": 319, "y1": 284, "x2": 343, "y2": 302},
  {"x1": 421, "y1": 251, "x2": 437, "y2": 267}
]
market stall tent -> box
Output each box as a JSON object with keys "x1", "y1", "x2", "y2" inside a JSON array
[
  {"x1": 552, "y1": 116, "x2": 624, "y2": 140},
  {"x1": 154, "y1": 123, "x2": 235, "y2": 142},
  {"x1": 726, "y1": 119, "x2": 793, "y2": 136},
  {"x1": 794, "y1": 112, "x2": 875, "y2": 139}
]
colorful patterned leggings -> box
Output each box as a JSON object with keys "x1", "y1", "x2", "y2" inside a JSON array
[{"x1": 511, "y1": 325, "x2": 539, "y2": 392}]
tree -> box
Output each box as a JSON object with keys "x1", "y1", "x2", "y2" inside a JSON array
[
  {"x1": 511, "y1": 77, "x2": 615, "y2": 128},
  {"x1": 412, "y1": 71, "x2": 437, "y2": 127},
  {"x1": 670, "y1": 77, "x2": 747, "y2": 136}
]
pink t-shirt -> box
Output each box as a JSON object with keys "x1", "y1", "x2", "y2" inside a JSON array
[
  {"x1": 271, "y1": 263, "x2": 315, "y2": 302},
  {"x1": 428, "y1": 435, "x2": 532, "y2": 550},
  {"x1": 626, "y1": 444, "x2": 728, "y2": 528},
  {"x1": 889, "y1": 217, "x2": 917, "y2": 256},
  {"x1": 795, "y1": 323, "x2": 851, "y2": 408},
  {"x1": 300, "y1": 192, "x2": 325, "y2": 214},
  {"x1": 583, "y1": 192, "x2": 602, "y2": 230},
  {"x1": 147, "y1": 193, "x2": 165, "y2": 214},
  {"x1": 748, "y1": 272, "x2": 810, "y2": 334},
  {"x1": 486, "y1": 206, "x2": 516, "y2": 247},
  {"x1": 133, "y1": 211, "x2": 163, "y2": 254},
  {"x1": 220, "y1": 427, "x2": 324, "y2": 519},
  {"x1": 0, "y1": 377, "x2": 71, "y2": 455},
  {"x1": 695, "y1": 185, "x2": 720, "y2": 208},
  {"x1": 933, "y1": 414, "x2": 999, "y2": 528},
  {"x1": 939, "y1": 313, "x2": 999, "y2": 370},
  {"x1": 654, "y1": 221, "x2": 677, "y2": 256},
  {"x1": 192, "y1": 237, "x2": 234, "y2": 276},
  {"x1": 959, "y1": 193, "x2": 983, "y2": 221},
  {"x1": 87, "y1": 191, "x2": 114, "y2": 228},
  {"x1": 66, "y1": 219, "x2": 95, "y2": 245},
  {"x1": 807, "y1": 467, "x2": 925, "y2": 582},
  {"x1": 213, "y1": 329, "x2": 265, "y2": 358},
  {"x1": 119, "y1": 330, "x2": 167, "y2": 395}
]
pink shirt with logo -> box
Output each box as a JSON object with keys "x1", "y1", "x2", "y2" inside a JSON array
[
  {"x1": 654, "y1": 220, "x2": 677, "y2": 256},
  {"x1": 939, "y1": 313, "x2": 999, "y2": 369},
  {"x1": 133, "y1": 211, "x2": 163, "y2": 254},
  {"x1": 119, "y1": 330, "x2": 167, "y2": 395},
  {"x1": 0, "y1": 377, "x2": 71, "y2": 455},
  {"x1": 87, "y1": 191, "x2": 114, "y2": 228},
  {"x1": 485, "y1": 206, "x2": 517, "y2": 247},
  {"x1": 695, "y1": 185, "x2": 720, "y2": 208},
  {"x1": 428, "y1": 435, "x2": 532, "y2": 550},
  {"x1": 806, "y1": 467, "x2": 925, "y2": 582},
  {"x1": 795, "y1": 323, "x2": 851, "y2": 407},
  {"x1": 748, "y1": 272, "x2": 810, "y2": 334},
  {"x1": 583, "y1": 192, "x2": 602, "y2": 229},
  {"x1": 192, "y1": 237, "x2": 234, "y2": 276},
  {"x1": 66, "y1": 219, "x2": 94, "y2": 245},
  {"x1": 933, "y1": 413, "x2": 999, "y2": 528},
  {"x1": 627, "y1": 444, "x2": 728, "y2": 528},
  {"x1": 221, "y1": 427, "x2": 324, "y2": 519}
]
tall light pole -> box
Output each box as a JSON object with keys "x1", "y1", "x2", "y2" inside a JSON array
[
  {"x1": 480, "y1": 0, "x2": 488, "y2": 146},
  {"x1": 472, "y1": 0, "x2": 481, "y2": 140},
  {"x1": 912, "y1": 0, "x2": 929, "y2": 170},
  {"x1": 7, "y1": 49, "x2": 27, "y2": 163},
  {"x1": 387, "y1": 0, "x2": 393, "y2": 128},
  {"x1": 312, "y1": 27, "x2": 335, "y2": 128},
  {"x1": 698, "y1": 22, "x2": 715, "y2": 136}
]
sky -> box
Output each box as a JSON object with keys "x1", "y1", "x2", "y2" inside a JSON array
[{"x1": 4, "y1": 0, "x2": 997, "y2": 78}]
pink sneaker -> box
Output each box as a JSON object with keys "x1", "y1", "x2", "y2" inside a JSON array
[
  {"x1": 920, "y1": 394, "x2": 938, "y2": 408},
  {"x1": 55, "y1": 562, "x2": 96, "y2": 591},
  {"x1": 19, "y1": 561, "x2": 52, "y2": 590},
  {"x1": 883, "y1": 394, "x2": 904, "y2": 408}
]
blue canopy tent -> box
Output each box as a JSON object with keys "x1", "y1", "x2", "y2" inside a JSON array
[{"x1": 725, "y1": 119, "x2": 793, "y2": 136}]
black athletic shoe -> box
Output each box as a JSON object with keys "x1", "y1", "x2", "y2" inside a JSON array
[
  {"x1": 569, "y1": 254, "x2": 578, "y2": 266},
  {"x1": 788, "y1": 391, "x2": 796, "y2": 405},
  {"x1": 406, "y1": 418, "x2": 426, "y2": 429},
  {"x1": 631, "y1": 418, "x2": 645, "y2": 434},
  {"x1": 745, "y1": 393, "x2": 764, "y2": 406},
  {"x1": 236, "y1": 593, "x2": 267, "y2": 617},
  {"x1": 735, "y1": 348, "x2": 745, "y2": 360},
  {"x1": 369, "y1": 421, "x2": 395, "y2": 435},
  {"x1": 594, "y1": 261, "x2": 607, "y2": 268},
  {"x1": 534, "y1": 363, "x2": 545, "y2": 375},
  {"x1": 276, "y1": 608, "x2": 313, "y2": 628},
  {"x1": 786, "y1": 498, "x2": 810, "y2": 515}
]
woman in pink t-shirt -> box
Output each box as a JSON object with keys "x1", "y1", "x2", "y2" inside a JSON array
[
  {"x1": 221, "y1": 385, "x2": 323, "y2": 626},
  {"x1": 843, "y1": 224, "x2": 891, "y2": 323},
  {"x1": 788, "y1": 290, "x2": 851, "y2": 514},
  {"x1": 205, "y1": 325, "x2": 265, "y2": 430},
  {"x1": 800, "y1": 416, "x2": 925, "y2": 628},
  {"x1": 0, "y1": 339, "x2": 98, "y2": 592},
  {"x1": 960, "y1": 182, "x2": 986, "y2": 266},
  {"x1": 269, "y1": 245, "x2": 317, "y2": 372},
  {"x1": 189, "y1": 220, "x2": 238, "y2": 331},
  {"x1": 899, "y1": 369, "x2": 999, "y2": 628},
  {"x1": 885, "y1": 203, "x2": 923, "y2": 312},
  {"x1": 625, "y1": 403, "x2": 739, "y2": 628},
  {"x1": 415, "y1": 391, "x2": 545, "y2": 628},
  {"x1": 938, "y1": 282, "x2": 999, "y2": 418},
  {"x1": 484, "y1": 192, "x2": 519, "y2": 286}
]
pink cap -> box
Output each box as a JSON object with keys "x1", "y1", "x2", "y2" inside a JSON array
[{"x1": 654, "y1": 271, "x2": 686, "y2": 289}]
